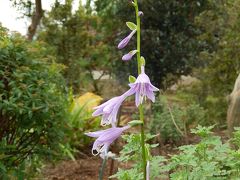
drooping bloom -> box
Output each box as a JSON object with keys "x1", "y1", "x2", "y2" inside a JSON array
[
  {"x1": 85, "y1": 125, "x2": 130, "y2": 155},
  {"x1": 126, "y1": 66, "x2": 159, "y2": 107},
  {"x1": 92, "y1": 95, "x2": 126, "y2": 126},
  {"x1": 118, "y1": 30, "x2": 136, "y2": 49},
  {"x1": 122, "y1": 50, "x2": 138, "y2": 61}
]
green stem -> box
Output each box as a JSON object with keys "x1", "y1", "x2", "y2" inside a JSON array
[
  {"x1": 99, "y1": 156, "x2": 107, "y2": 180},
  {"x1": 134, "y1": 0, "x2": 141, "y2": 74},
  {"x1": 140, "y1": 104, "x2": 147, "y2": 180},
  {"x1": 134, "y1": 0, "x2": 147, "y2": 179}
]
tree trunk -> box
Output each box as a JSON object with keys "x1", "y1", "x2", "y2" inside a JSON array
[
  {"x1": 27, "y1": 0, "x2": 43, "y2": 41},
  {"x1": 227, "y1": 74, "x2": 240, "y2": 136}
]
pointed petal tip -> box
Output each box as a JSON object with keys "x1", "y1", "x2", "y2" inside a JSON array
[
  {"x1": 84, "y1": 132, "x2": 92, "y2": 137},
  {"x1": 92, "y1": 111, "x2": 99, "y2": 117}
]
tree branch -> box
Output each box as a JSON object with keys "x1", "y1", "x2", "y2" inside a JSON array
[{"x1": 27, "y1": 0, "x2": 43, "y2": 40}]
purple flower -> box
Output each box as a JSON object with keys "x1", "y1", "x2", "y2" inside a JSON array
[
  {"x1": 127, "y1": 66, "x2": 159, "y2": 107},
  {"x1": 122, "y1": 50, "x2": 138, "y2": 61},
  {"x1": 92, "y1": 95, "x2": 126, "y2": 126},
  {"x1": 118, "y1": 30, "x2": 136, "y2": 49},
  {"x1": 138, "y1": 11, "x2": 144, "y2": 16},
  {"x1": 85, "y1": 125, "x2": 130, "y2": 155}
]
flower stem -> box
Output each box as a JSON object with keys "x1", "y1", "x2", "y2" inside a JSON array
[
  {"x1": 134, "y1": 0, "x2": 141, "y2": 74},
  {"x1": 139, "y1": 104, "x2": 147, "y2": 180},
  {"x1": 134, "y1": 0, "x2": 147, "y2": 179},
  {"x1": 99, "y1": 156, "x2": 107, "y2": 180}
]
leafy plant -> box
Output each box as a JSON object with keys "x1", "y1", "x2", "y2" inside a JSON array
[
  {"x1": 166, "y1": 125, "x2": 240, "y2": 179},
  {"x1": 112, "y1": 126, "x2": 240, "y2": 179},
  {"x1": 0, "y1": 27, "x2": 69, "y2": 178},
  {"x1": 111, "y1": 133, "x2": 167, "y2": 180}
]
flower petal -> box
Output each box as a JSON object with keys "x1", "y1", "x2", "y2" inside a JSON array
[
  {"x1": 135, "y1": 84, "x2": 141, "y2": 107},
  {"x1": 85, "y1": 129, "x2": 109, "y2": 138}
]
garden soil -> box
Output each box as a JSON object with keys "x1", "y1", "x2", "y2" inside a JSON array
[{"x1": 41, "y1": 157, "x2": 112, "y2": 180}]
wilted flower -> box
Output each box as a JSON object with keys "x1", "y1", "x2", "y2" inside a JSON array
[
  {"x1": 85, "y1": 125, "x2": 130, "y2": 155},
  {"x1": 122, "y1": 50, "x2": 138, "y2": 61},
  {"x1": 92, "y1": 95, "x2": 126, "y2": 126},
  {"x1": 118, "y1": 30, "x2": 136, "y2": 49},
  {"x1": 127, "y1": 66, "x2": 159, "y2": 107}
]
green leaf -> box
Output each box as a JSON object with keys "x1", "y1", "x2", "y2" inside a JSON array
[
  {"x1": 126, "y1": 22, "x2": 137, "y2": 30},
  {"x1": 128, "y1": 120, "x2": 143, "y2": 126},
  {"x1": 129, "y1": 75, "x2": 136, "y2": 83}
]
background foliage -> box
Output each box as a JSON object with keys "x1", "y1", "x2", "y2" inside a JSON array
[
  {"x1": 95, "y1": 0, "x2": 211, "y2": 87},
  {"x1": 39, "y1": 0, "x2": 113, "y2": 93}
]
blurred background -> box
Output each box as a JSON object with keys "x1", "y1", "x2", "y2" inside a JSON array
[{"x1": 0, "y1": 0, "x2": 240, "y2": 179}]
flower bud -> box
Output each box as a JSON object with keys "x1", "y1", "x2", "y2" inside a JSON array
[
  {"x1": 122, "y1": 50, "x2": 138, "y2": 61},
  {"x1": 118, "y1": 30, "x2": 136, "y2": 49},
  {"x1": 138, "y1": 11, "x2": 144, "y2": 16}
]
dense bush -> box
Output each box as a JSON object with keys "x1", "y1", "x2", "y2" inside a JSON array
[{"x1": 0, "y1": 27, "x2": 69, "y2": 178}]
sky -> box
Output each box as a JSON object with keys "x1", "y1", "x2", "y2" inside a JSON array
[{"x1": 0, "y1": 0, "x2": 83, "y2": 35}]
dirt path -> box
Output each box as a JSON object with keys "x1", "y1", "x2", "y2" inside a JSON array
[{"x1": 41, "y1": 157, "x2": 112, "y2": 180}]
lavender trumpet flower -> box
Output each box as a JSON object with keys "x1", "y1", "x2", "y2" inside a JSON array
[
  {"x1": 85, "y1": 125, "x2": 130, "y2": 155},
  {"x1": 122, "y1": 50, "x2": 138, "y2": 61},
  {"x1": 118, "y1": 30, "x2": 136, "y2": 49},
  {"x1": 92, "y1": 95, "x2": 126, "y2": 126},
  {"x1": 127, "y1": 65, "x2": 159, "y2": 107}
]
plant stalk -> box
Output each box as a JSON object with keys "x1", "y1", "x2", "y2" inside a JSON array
[
  {"x1": 99, "y1": 156, "x2": 107, "y2": 180},
  {"x1": 134, "y1": 0, "x2": 147, "y2": 179}
]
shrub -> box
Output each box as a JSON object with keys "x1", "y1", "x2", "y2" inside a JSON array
[{"x1": 0, "y1": 27, "x2": 69, "y2": 178}]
